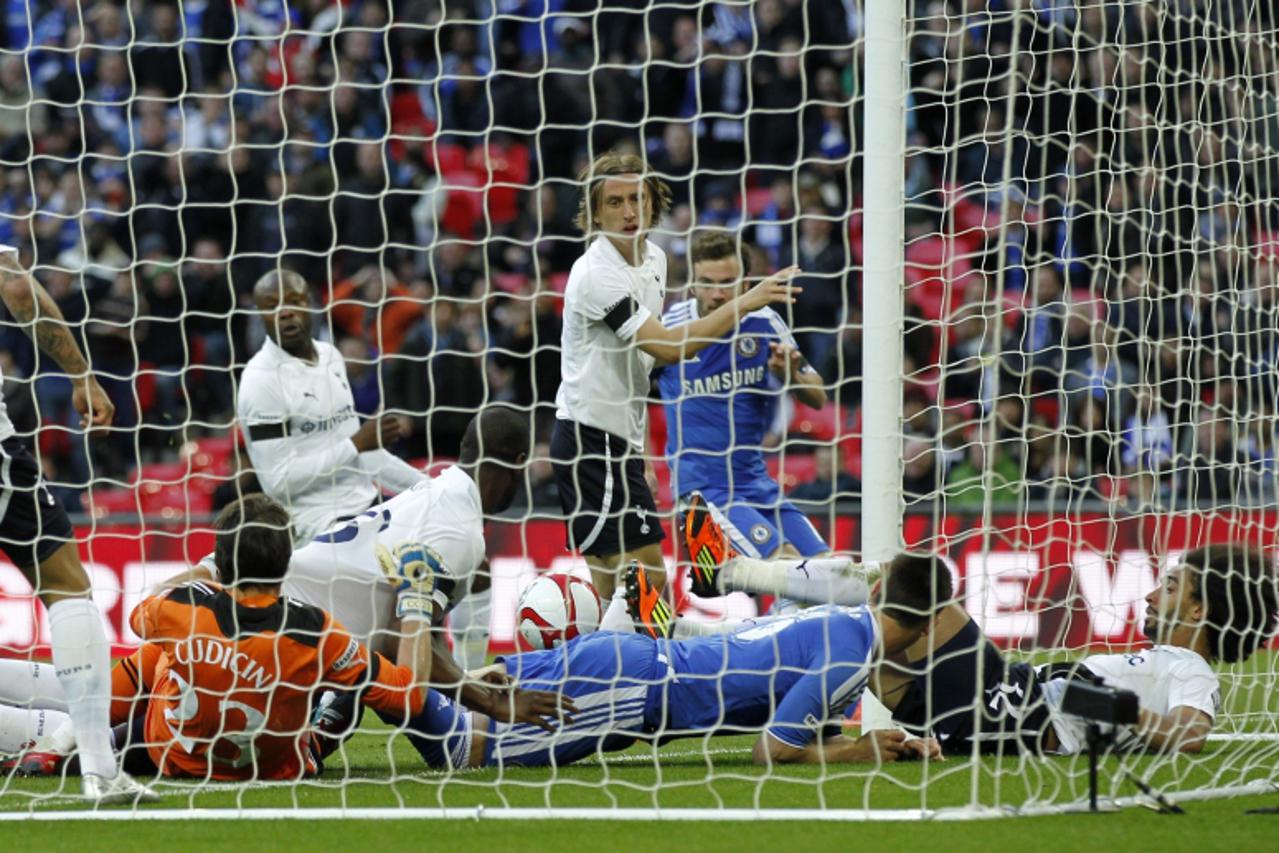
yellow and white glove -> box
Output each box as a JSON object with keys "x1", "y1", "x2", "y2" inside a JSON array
[{"x1": 376, "y1": 541, "x2": 442, "y2": 622}]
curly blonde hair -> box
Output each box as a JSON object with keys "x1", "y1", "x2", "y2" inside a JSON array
[{"x1": 573, "y1": 151, "x2": 673, "y2": 235}]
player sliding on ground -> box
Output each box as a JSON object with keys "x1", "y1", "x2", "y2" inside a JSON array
[
  {"x1": 674, "y1": 508, "x2": 1279, "y2": 756},
  {"x1": 874, "y1": 543, "x2": 1279, "y2": 756},
  {"x1": 326, "y1": 554, "x2": 948, "y2": 770},
  {"x1": 283, "y1": 406, "x2": 571, "y2": 736},
  {"x1": 0, "y1": 495, "x2": 428, "y2": 782}
]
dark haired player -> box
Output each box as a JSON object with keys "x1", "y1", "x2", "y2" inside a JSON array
[
  {"x1": 2, "y1": 495, "x2": 429, "y2": 781},
  {"x1": 354, "y1": 554, "x2": 950, "y2": 769},
  {"x1": 239, "y1": 269, "x2": 425, "y2": 545},
  {"x1": 876, "y1": 544, "x2": 1279, "y2": 755},
  {"x1": 552, "y1": 151, "x2": 801, "y2": 637}
]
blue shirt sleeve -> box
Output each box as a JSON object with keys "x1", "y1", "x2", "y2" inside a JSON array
[{"x1": 765, "y1": 615, "x2": 874, "y2": 749}]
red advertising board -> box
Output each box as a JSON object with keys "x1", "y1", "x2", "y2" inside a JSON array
[{"x1": 2, "y1": 511, "x2": 1275, "y2": 657}]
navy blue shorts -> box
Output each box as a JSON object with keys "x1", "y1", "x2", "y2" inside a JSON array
[
  {"x1": 892, "y1": 619, "x2": 1055, "y2": 755},
  {"x1": 551, "y1": 420, "x2": 665, "y2": 558},
  {"x1": 0, "y1": 437, "x2": 74, "y2": 569}
]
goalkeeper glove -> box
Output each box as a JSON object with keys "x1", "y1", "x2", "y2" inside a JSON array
[{"x1": 376, "y1": 541, "x2": 442, "y2": 621}]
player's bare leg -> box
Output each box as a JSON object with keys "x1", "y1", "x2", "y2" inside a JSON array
[
  {"x1": 586, "y1": 541, "x2": 666, "y2": 599},
  {"x1": 22, "y1": 543, "x2": 157, "y2": 804}
]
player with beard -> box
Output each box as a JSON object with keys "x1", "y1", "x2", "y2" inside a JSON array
[{"x1": 873, "y1": 544, "x2": 1279, "y2": 755}]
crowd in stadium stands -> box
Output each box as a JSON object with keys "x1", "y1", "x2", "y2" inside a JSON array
[{"x1": 0, "y1": 0, "x2": 1275, "y2": 517}]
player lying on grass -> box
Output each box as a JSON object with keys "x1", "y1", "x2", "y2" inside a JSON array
[
  {"x1": 320, "y1": 554, "x2": 949, "y2": 770},
  {"x1": 279, "y1": 406, "x2": 570, "y2": 733},
  {"x1": 0, "y1": 495, "x2": 429, "y2": 782},
  {"x1": 874, "y1": 543, "x2": 1279, "y2": 756},
  {"x1": 680, "y1": 512, "x2": 1279, "y2": 756}
]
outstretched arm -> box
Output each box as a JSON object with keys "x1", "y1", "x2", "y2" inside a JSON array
[
  {"x1": 752, "y1": 729, "x2": 940, "y2": 765},
  {"x1": 1135, "y1": 706, "x2": 1213, "y2": 754},
  {"x1": 426, "y1": 623, "x2": 576, "y2": 732},
  {"x1": 0, "y1": 250, "x2": 113, "y2": 428},
  {"x1": 634, "y1": 267, "x2": 802, "y2": 366}
]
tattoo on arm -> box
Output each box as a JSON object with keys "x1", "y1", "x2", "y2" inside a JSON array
[{"x1": 0, "y1": 265, "x2": 89, "y2": 375}]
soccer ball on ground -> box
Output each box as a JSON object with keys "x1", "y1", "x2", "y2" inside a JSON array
[{"x1": 516, "y1": 574, "x2": 602, "y2": 651}]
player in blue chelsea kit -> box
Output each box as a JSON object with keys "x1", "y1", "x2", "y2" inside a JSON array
[
  {"x1": 655, "y1": 231, "x2": 829, "y2": 564},
  {"x1": 379, "y1": 555, "x2": 947, "y2": 769}
]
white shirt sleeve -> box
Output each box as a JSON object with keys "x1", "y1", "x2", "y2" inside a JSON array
[
  {"x1": 1165, "y1": 658, "x2": 1221, "y2": 720},
  {"x1": 357, "y1": 448, "x2": 427, "y2": 493},
  {"x1": 576, "y1": 263, "x2": 651, "y2": 342},
  {"x1": 237, "y1": 372, "x2": 359, "y2": 499},
  {"x1": 763, "y1": 307, "x2": 800, "y2": 350}
]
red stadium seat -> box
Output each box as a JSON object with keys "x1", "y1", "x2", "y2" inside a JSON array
[
  {"x1": 81, "y1": 486, "x2": 140, "y2": 519},
  {"x1": 766, "y1": 453, "x2": 819, "y2": 492},
  {"x1": 848, "y1": 204, "x2": 864, "y2": 265},
  {"x1": 492, "y1": 272, "x2": 529, "y2": 293},
  {"x1": 904, "y1": 236, "x2": 977, "y2": 320},
  {"x1": 134, "y1": 365, "x2": 157, "y2": 414},
  {"x1": 131, "y1": 461, "x2": 191, "y2": 486},
  {"x1": 439, "y1": 171, "x2": 485, "y2": 238},
  {"x1": 788, "y1": 402, "x2": 840, "y2": 443},
  {"x1": 648, "y1": 403, "x2": 668, "y2": 458},
  {"x1": 839, "y1": 406, "x2": 864, "y2": 479},
  {"x1": 138, "y1": 482, "x2": 212, "y2": 519},
  {"x1": 745, "y1": 187, "x2": 772, "y2": 217},
  {"x1": 37, "y1": 418, "x2": 71, "y2": 460},
  {"x1": 426, "y1": 141, "x2": 469, "y2": 176},
  {"x1": 469, "y1": 142, "x2": 531, "y2": 227},
  {"x1": 186, "y1": 435, "x2": 237, "y2": 474}
]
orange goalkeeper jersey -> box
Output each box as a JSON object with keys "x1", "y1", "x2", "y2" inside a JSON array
[{"x1": 129, "y1": 582, "x2": 423, "y2": 781}]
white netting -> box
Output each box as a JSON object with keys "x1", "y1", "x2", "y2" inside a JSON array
[{"x1": 0, "y1": 0, "x2": 1273, "y2": 820}]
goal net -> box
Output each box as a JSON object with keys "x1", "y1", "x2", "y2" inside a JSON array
[{"x1": 0, "y1": 0, "x2": 1275, "y2": 821}]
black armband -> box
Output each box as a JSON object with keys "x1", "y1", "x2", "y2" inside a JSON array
[
  {"x1": 602, "y1": 296, "x2": 640, "y2": 334},
  {"x1": 248, "y1": 421, "x2": 290, "y2": 441}
]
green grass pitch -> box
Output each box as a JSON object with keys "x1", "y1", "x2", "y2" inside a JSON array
[{"x1": 2, "y1": 654, "x2": 1276, "y2": 850}]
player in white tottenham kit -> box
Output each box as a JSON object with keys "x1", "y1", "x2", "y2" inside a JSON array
[
  {"x1": 873, "y1": 544, "x2": 1279, "y2": 755},
  {"x1": 0, "y1": 246, "x2": 156, "y2": 803},
  {"x1": 0, "y1": 410, "x2": 570, "y2": 770},
  {"x1": 237, "y1": 270, "x2": 426, "y2": 545},
  {"x1": 550, "y1": 150, "x2": 801, "y2": 635},
  {"x1": 283, "y1": 407, "x2": 570, "y2": 732}
]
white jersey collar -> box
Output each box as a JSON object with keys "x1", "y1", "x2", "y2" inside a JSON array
[{"x1": 594, "y1": 233, "x2": 648, "y2": 269}]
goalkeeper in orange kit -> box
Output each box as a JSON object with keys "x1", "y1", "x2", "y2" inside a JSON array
[{"x1": 0, "y1": 495, "x2": 432, "y2": 783}]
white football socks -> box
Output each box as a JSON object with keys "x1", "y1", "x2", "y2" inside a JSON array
[
  {"x1": 448, "y1": 592, "x2": 492, "y2": 672},
  {"x1": 47, "y1": 597, "x2": 117, "y2": 779},
  {"x1": 0, "y1": 659, "x2": 67, "y2": 711},
  {"x1": 721, "y1": 556, "x2": 877, "y2": 606},
  {"x1": 669, "y1": 617, "x2": 737, "y2": 639},
  {"x1": 599, "y1": 591, "x2": 636, "y2": 634},
  {"x1": 0, "y1": 704, "x2": 70, "y2": 753}
]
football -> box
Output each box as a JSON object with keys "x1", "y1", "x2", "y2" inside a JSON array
[{"x1": 515, "y1": 574, "x2": 603, "y2": 651}]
